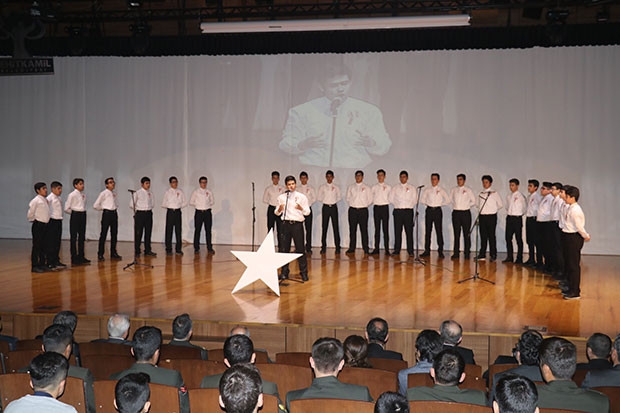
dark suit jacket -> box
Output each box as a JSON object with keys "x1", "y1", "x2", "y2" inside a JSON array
[
  {"x1": 536, "y1": 380, "x2": 610, "y2": 413},
  {"x1": 443, "y1": 344, "x2": 475, "y2": 365},
  {"x1": 576, "y1": 358, "x2": 613, "y2": 370},
  {"x1": 582, "y1": 364, "x2": 620, "y2": 388},
  {"x1": 285, "y1": 376, "x2": 373, "y2": 411},
  {"x1": 168, "y1": 339, "x2": 208, "y2": 360},
  {"x1": 110, "y1": 363, "x2": 189, "y2": 413},
  {"x1": 91, "y1": 337, "x2": 132, "y2": 345},
  {"x1": 367, "y1": 343, "x2": 403, "y2": 360},
  {"x1": 406, "y1": 384, "x2": 487, "y2": 406},
  {"x1": 200, "y1": 372, "x2": 280, "y2": 399}
]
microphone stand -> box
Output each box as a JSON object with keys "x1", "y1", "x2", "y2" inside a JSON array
[
  {"x1": 279, "y1": 192, "x2": 304, "y2": 285},
  {"x1": 124, "y1": 189, "x2": 153, "y2": 271},
  {"x1": 412, "y1": 186, "x2": 426, "y2": 266},
  {"x1": 251, "y1": 182, "x2": 256, "y2": 251},
  {"x1": 459, "y1": 192, "x2": 494, "y2": 284},
  {"x1": 328, "y1": 99, "x2": 340, "y2": 167}
]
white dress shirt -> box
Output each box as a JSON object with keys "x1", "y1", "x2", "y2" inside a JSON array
[
  {"x1": 372, "y1": 183, "x2": 392, "y2": 206},
  {"x1": 263, "y1": 184, "x2": 285, "y2": 207},
  {"x1": 421, "y1": 185, "x2": 450, "y2": 207},
  {"x1": 275, "y1": 191, "x2": 310, "y2": 222},
  {"x1": 526, "y1": 192, "x2": 542, "y2": 217},
  {"x1": 161, "y1": 188, "x2": 187, "y2": 209},
  {"x1": 389, "y1": 183, "x2": 416, "y2": 209},
  {"x1": 558, "y1": 199, "x2": 569, "y2": 230},
  {"x1": 130, "y1": 188, "x2": 153, "y2": 211},
  {"x1": 93, "y1": 189, "x2": 118, "y2": 211},
  {"x1": 64, "y1": 189, "x2": 86, "y2": 213},
  {"x1": 346, "y1": 183, "x2": 373, "y2": 208},
  {"x1": 551, "y1": 195, "x2": 564, "y2": 221},
  {"x1": 47, "y1": 193, "x2": 63, "y2": 220},
  {"x1": 562, "y1": 203, "x2": 590, "y2": 239},
  {"x1": 450, "y1": 185, "x2": 476, "y2": 211},
  {"x1": 506, "y1": 191, "x2": 527, "y2": 216},
  {"x1": 298, "y1": 184, "x2": 317, "y2": 205},
  {"x1": 536, "y1": 193, "x2": 553, "y2": 222},
  {"x1": 27, "y1": 195, "x2": 50, "y2": 223},
  {"x1": 190, "y1": 188, "x2": 215, "y2": 210},
  {"x1": 479, "y1": 189, "x2": 503, "y2": 215},
  {"x1": 317, "y1": 183, "x2": 341, "y2": 205}
]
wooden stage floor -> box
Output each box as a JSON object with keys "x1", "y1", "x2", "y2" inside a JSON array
[{"x1": 1, "y1": 239, "x2": 618, "y2": 338}]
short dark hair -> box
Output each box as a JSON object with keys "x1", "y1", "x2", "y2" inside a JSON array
[
  {"x1": 199, "y1": 176, "x2": 208, "y2": 182},
  {"x1": 132, "y1": 326, "x2": 162, "y2": 362},
  {"x1": 515, "y1": 330, "x2": 543, "y2": 366},
  {"x1": 224, "y1": 334, "x2": 254, "y2": 366},
  {"x1": 614, "y1": 334, "x2": 620, "y2": 355},
  {"x1": 366, "y1": 317, "x2": 389, "y2": 344},
  {"x1": 552, "y1": 182, "x2": 563, "y2": 190},
  {"x1": 115, "y1": 373, "x2": 150, "y2": 413},
  {"x1": 565, "y1": 186, "x2": 580, "y2": 202},
  {"x1": 140, "y1": 176, "x2": 150, "y2": 185},
  {"x1": 42, "y1": 324, "x2": 73, "y2": 354},
  {"x1": 431, "y1": 173, "x2": 440, "y2": 180},
  {"x1": 169, "y1": 176, "x2": 178, "y2": 183},
  {"x1": 320, "y1": 63, "x2": 353, "y2": 84},
  {"x1": 311, "y1": 337, "x2": 344, "y2": 374},
  {"x1": 539, "y1": 337, "x2": 577, "y2": 380},
  {"x1": 284, "y1": 175, "x2": 296, "y2": 184},
  {"x1": 399, "y1": 170, "x2": 408, "y2": 178},
  {"x1": 299, "y1": 171, "x2": 308, "y2": 178},
  {"x1": 219, "y1": 363, "x2": 262, "y2": 413},
  {"x1": 509, "y1": 178, "x2": 520, "y2": 186},
  {"x1": 439, "y1": 320, "x2": 463, "y2": 345},
  {"x1": 271, "y1": 171, "x2": 280, "y2": 178},
  {"x1": 51, "y1": 181, "x2": 62, "y2": 189},
  {"x1": 34, "y1": 182, "x2": 46, "y2": 192},
  {"x1": 53, "y1": 310, "x2": 78, "y2": 333},
  {"x1": 355, "y1": 170, "x2": 364, "y2": 177},
  {"x1": 374, "y1": 391, "x2": 410, "y2": 413},
  {"x1": 542, "y1": 181, "x2": 553, "y2": 189},
  {"x1": 376, "y1": 169, "x2": 386, "y2": 175},
  {"x1": 433, "y1": 349, "x2": 465, "y2": 385},
  {"x1": 325, "y1": 170, "x2": 334, "y2": 177},
  {"x1": 416, "y1": 330, "x2": 443, "y2": 363},
  {"x1": 29, "y1": 352, "x2": 69, "y2": 390},
  {"x1": 495, "y1": 374, "x2": 538, "y2": 413},
  {"x1": 587, "y1": 333, "x2": 612, "y2": 359},
  {"x1": 105, "y1": 177, "x2": 115, "y2": 185},
  {"x1": 73, "y1": 178, "x2": 84, "y2": 187},
  {"x1": 343, "y1": 335, "x2": 371, "y2": 368},
  {"x1": 528, "y1": 179, "x2": 539, "y2": 188},
  {"x1": 482, "y1": 175, "x2": 493, "y2": 184},
  {"x1": 172, "y1": 313, "x2": 192, "y2": 340},
  {"x1": 457, "y1": 173, "x2": 466, "y2": 181}
]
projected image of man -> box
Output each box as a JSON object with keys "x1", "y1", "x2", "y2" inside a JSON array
[{"x1": 279, "y1": 63, "x2": 391, "y2": 168}]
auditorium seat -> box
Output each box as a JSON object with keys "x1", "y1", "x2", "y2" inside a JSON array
[
  {"x1": 149, "y1": 382, "x2": 183, "y2": 413},
  {"x1": 14, "y1": 338, "x2": 43, "y2": 351},
  {"x1": 289, "y1": 397, "x2": 375, "y2": 413},
  {"x1": 592, "y1": 387, "x2": 620, "y2": 413},
  {"x1": 488, "y1": 363, "x2": 519, "y2": 383},
  {"x1": 208, "y1": 348, "x2": 270, "y2": 363},
  {"x1": 2, "y1": 349, "x2": 42, "y2": 373},
  {"x1": 0, "y1": 372, "x2": 30, "y2": 409},
  {"x1": 255, "y1": 363, "x2": 313, "y2": 401},
  {"x1": 409, "y1": 400, "x2": 492, "y2": 412},
  {"x1": 78, "y1": 341, "x2": 132, "y2": 358},
  {"x1": 368, "y1": 357, "x2": 408, "y2": 373},
  {"x1": 571, "y1": 369, "x2": 588, "y2": 387},
  {"x1": 159, "y1": 358, "x2": 227, "y2": 389},
  {"x1": 80, "y1": 354, "x2": 134, "y2": 380},
  {"x1": 0, "y1": 340, "x2": 10, "y2": 373},
  {"x1": 159, "y1": 343, "x2": 203, "y2": 360},
  {"x1": 189, "y1": 388, "x2": 280, "y2": 412},
  {"x1": 59, "y1": 376, "x2": 88, "y2": 413},
  {"x1": 406, "y1": 365, "x2": 486, "y2": 393},
  {"x1": 339, "y1": 366, "x2": 397, "y2": 400},
  {"x1": 93, "y1": 380, "x2": 117, "y2": 413},
  {"x1": 275, "y1": 352, "x2": 311, "y2": 367}
]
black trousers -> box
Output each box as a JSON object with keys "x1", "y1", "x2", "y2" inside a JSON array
[
  {"x1": 98, "y1": 210, "x2": 118, "y2": 256},
  {"x1": 452, "y1": 210, "x2": 472, "y2": 255},
  {"x1": 267, "y1": 205, "x2": 282, "y2": 237},
  {"x1": 46, "y1": 218, "x2": 62, "y2": 265},
  {"x1": 321, "y1": 204, "x2": 340, "y2": 249},
  {"x1": 562, "y1": 232, "x2": 584, "y2": 296},
  {"x1": 348, "y1": 207, "x2": 369, "y2": 252},
  {"x1": 393, "y1": 208, "x2": 413, "y2": 254},
  {"x1": 373, "y1": 205, "x2": 390, "y2": 252},
  {"x1": 505, "y1": 215, "x2": 524, "y2": 260},
  {"x1": 303, "y1": 209, "x2": 313, "y2": 252},
  {"x1": 279, "y1": 220, "x2": 308, "y2": 277},
  {"x1": 424, "y1": 206, "x2": 444, "y2": 253},
  {"x1": 31, "y1": 220, "x2": 47, "y2": 268},
  {"x1": 540, "y1": 221, "x2": 555, "y2": 270},
  {"x1": 165, "y1": 209, "x2": 182, "y2": 253},
  {"x1": 194, "y1": 209, "x2": 213, "y2": 251},
  {"x1": 134, "y1": 210, "x2": 153, "y2": 254},
  {"x1": 69, "y1": 211, "x2": 86, "y2": 259},
  {"x1": 479, "y1": 213, "x2": 497, "y2": 258},
  {"x1": 551, "y1": 221, "x2": 564, "y2": 275},
  {"x1": 525, "y1": 217, "x2": 541, "y2": 263}
]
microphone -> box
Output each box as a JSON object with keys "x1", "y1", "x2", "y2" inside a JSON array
[
  {"x1": 285, "y1": 189, "x2": 291, "y2": 194},
  {"x1": 128, "y1": 189, "x2": 136, "y2": 193},
  {"x1": 417, "y1": 185, "x2": 425, "y2": 189},
  {"x1": 330, "y1": 97, "x2": 342, "y2": 116}
]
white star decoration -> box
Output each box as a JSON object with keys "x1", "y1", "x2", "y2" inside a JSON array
[{"x1": 231, "y1": 229, "x2": 301, "y2": 297}]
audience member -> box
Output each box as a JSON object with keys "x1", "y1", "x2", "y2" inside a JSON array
[
  {"x1": 219, "y1": 363, "x2": 263, "y2": 413},
  {"x1": 114, "y1": 373, "x2": 151, "y2": 413},
  {"x1": 92, "y1": 313, "x2": 131, "y2": 345},
  {"x1": 576, "y1": 333, "x2": 612, "y2": 371},
  {"x1": 286, "y1": 337, "x2": 373, "y2": 410},
  {"x1": 440, "y1": 320, "x2": 475, "y2": 364},
  {"x1": 406, "y1": 349, "x2": 487, "y2": 406},
  {"x1": 5, "y1": 352, "x2": 77, "y2": 413},
  {"x1": 375, "y1": 391, "x2": 409, "y2": 413},
  {"x1": 365, "y1": 318, "x2": 403, "y2": 360},
  {"x1": 229, "y1": 325, "x2": 272, "y2": 362},
  {"x1": 344, "y1": 335, "x2": 372, "y2": 368},
  {"x1": 51, "y1": 310, "x2": 82, "y2": 366},
  {"x1": 493, "y1": 374, "x2": 539, "y2": 413},
  {"x1": 398, "y1": 329, "x2": 443, "y2": 395},
  {"x1": 582, "y1": 334, "x2": 620, "y2": 388},
  {"x1": 169, "y1": 313, "x2": 208, "y2": 360},
  {"x1": 536, "y1": 337, "x2": 609, "y2": 413}
]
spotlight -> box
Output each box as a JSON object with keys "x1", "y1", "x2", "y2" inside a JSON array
[{"x1": 127, "y1": 0, "x2": 142, "y2": 8}]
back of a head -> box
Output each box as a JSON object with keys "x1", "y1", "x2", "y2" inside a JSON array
[
  {"x1": 42, "y1": 324, "x2": 73, "y2": 354},
  {"x1": 53, "y1": 310, "x2": 78, "y2": 333},
  {"x1": 615, "y1": 335, "x2": 620, "y2": 357},
  {"x1": 224, "y1": 334, "x2": 254, "y2": 366},
  {"x1": 439, "y1": 320, "x2": 463, "y2": 345},
  {"x1": 366, "y1": 317, "x2": 388, "y2": 344},
  {"x1": 230, "y1": 326, "x2": 250, "y2": 337},
  {"x1": 115, "y1": 372, "x2": 151, "y2": 413},
  {"x1": 108, "y1": 314, "x2": 130, "y2": 338},
  {"x1": 415, "y1": 330, "x2": 443, "y2": 363},
  {"x1": 132, "y1": 326, "x2": 162, "y2": 362},
  {"x1": 219, "y1": 363, "x2": 263, "y2": 413},
  {"x1": 29, "y1": 352, "x2": 69, "y2": 392},
  {"x1": 516, "y1": 330, "x2": 543, "y2": 366},
  {"x1": 312, "y1": 337, "x2": 344, "y2": 374},
  {"x1": 343, "y1": 335, "x2": 370, "y2": 367},
  {"x1": 432, "y1": 349, "x2": 465, "y2": 385},
  {"x1": 374, "y1": 391, "x2": 410, "y2": 413},
  {"x1": 539, "y1": 337, "x2": 577, "y2": 380},
  {"x1": 495, "y1": 374, "x2": 538, "y2": 413},
  {"x1": 587, "y1": 333, "x2": 612, "y2": 359},
  {"x1": 172, "y1": 313, "x2": 192, "y2": 340}
]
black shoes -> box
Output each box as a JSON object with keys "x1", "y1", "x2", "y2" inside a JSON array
[
  {"x1": 420, "y1": 251, "x2": 430, "y2": 257},
  {"x1": 176, "y1": 251, "x2": 184, "y2": 255},
  {"x1": 451, "y1": 254, "x2": 459, "y2": 259},
  {"x1": 490, "y1": 256, "x2": 497, "y2": 262},
  {"x1": 301, "y1": 275, "x2": 309, "y2": 282},
  {"x1": 502, "y1": 258, "x2": 513, "y2": 263},
  {"x1": 438, "y1": 252, "x2": 445, "y2": 258},
  {"x1": 515, "y1": 258, "x2": 523, "y2": 264},
  {"x1": 32, "y1": 266, "x2": 47, "y2": 273},
  {"x1": 98, "y1": 255, "x2": 105, "y2": 261},
  {"x1": 345, "y1": 249, "x2": 355, "y2": 254},
  {"x1": 370, "y1": 249, "x2": 380, "y2": 255},
  {"x1": 145, "y1": 251, "x2": 157, "y2": 257},
  {"x1": 320, "y1": 248, "x2": 326, "y2": 254},
  {"x1": 111, "y1": 253, "x2": 122, "y2": 260},
  {"x1": 279, "y1": 273, "x2": 289, "y2": 281}
]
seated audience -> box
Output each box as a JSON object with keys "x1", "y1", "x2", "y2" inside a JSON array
[
  {"x1": 536, "y1": 337, "x2": 609, "y2": 413},
  {"x1": 230, "y1": 325, "x2": 272, "y2": 362},
  {"x1": 375, "y1": 391, "x2": 409, "y2": 413},
  {"x1": 493, "y1": 374, "x2": 539, "y2": 413},
  {"x1": 398, "y1": 329, "x2": 443, "y2": 395},
  {"x1": 406, "y1": 349, "x2": 487, "y2": 406},
  {"x1": 114, "y1": 373, "x2": 151, "y2": 413},
  {"x1": 44, "y1": 310, "x2": 81, "y2": 366},
  {"x1": 219, "y1": 363, "x2": 264, "y2": 413},
  {"x1": 110, "y1": 326, "x2": 188, "y2": 413},
  {"x1": 582, "y1": 334, "x2": 620, "y2": 388},
  {"x1": 440, "y1": 320, "x2": 475, "y2": 365},
  {"x1": 5, "y1": 352, "x2": 77, "y2": 413},
  {"x1": 365, "y1": 317, "x2": 403, "y2": 360},
  {"x1": 286, "y1": 337, "x2": 373, "y2": 410},
  {"x1": 168, "y1": 313, "x2": 207, "y2": 360},
  {"x1": 92, "y1": 313, "x2": 132, "y2": 345},
  {"x1": 344, "y1": 335, "x2": 372, "y2": 368},
  {"x1": 576, "y1": 333, "x2": 612, "y2": 370}
]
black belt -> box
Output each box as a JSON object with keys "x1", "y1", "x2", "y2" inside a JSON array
[
  {"x1": 195, "y1": 209, "x2": 211, "y2": 212},
  {"x1": 71, "y1": 211, "x2": 86, "y2": 214},
  {"x1": 283, "y1": 220, "x2": 302, "y2": 224},
  {"x1": 350, "y1": 207, "x2": 367, "y2": 210},
  {"x1": 508, "y1": 215, "x2": 523, "y2": 218},
  {"x1": 167, "y1": 208, "x2": 181, "y2": 211},
  {"x1": 427, "y1": 206, "x2": 441, "y2": 210},
  {"x1": 103, "y1": 209, "x2": 117, "y2": 213},
  {"x1": 323, "y1": 204, "x2": 337, "y2": 207},
  {"x1": 136, "y1": 210, "x2": 152, "y2": 213}
]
